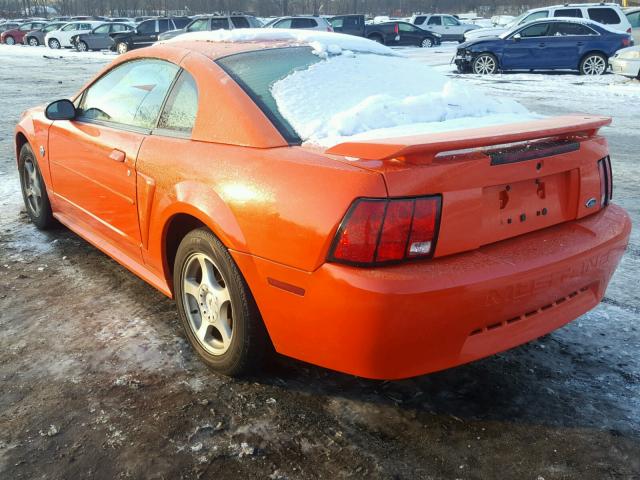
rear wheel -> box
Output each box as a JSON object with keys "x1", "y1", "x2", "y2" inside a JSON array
[
  {"x1": 116, "y1": 41, "x2": 128, "y2": 54},
  {"x1": 174, "y1": 228, "x2": 269, "y2": 376},
  {"x1": 472, "y1": 53, "x2": 498, "y2": 74},
  {"x1": 420, "y1": 37, "x2": 434, "y2": 48},
  {"x1": 28, "y1": 36, "x2": 39, "y2": 46},
  {"x1": 367, "y1": 34, "x2": 384, "y2": 44},
  {"x1": 48, "y1": 38, "x2": 60, "y2": 49},
  {"x1": 580, "y1": 53, "x2": 607, "y2": 75},
  {"x1": 5, "y1": 35, "x2": 15, "y2": 45},
  {"x1": 76, "y1": 40, "x2": 88, "y2": 52},
  {"x1": 18, "y1": 143, "x2": 54, "y2": 229}
]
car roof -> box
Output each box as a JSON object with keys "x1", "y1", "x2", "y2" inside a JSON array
[{"x1": 528, "y1": 2, "x2": 623, "y2": 12}]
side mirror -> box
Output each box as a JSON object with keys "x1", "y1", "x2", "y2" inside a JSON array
[
  {"x1": 513, "y1": 33, "x2": 521, "y2": 41},
  {"x1": 45, "y1": 99, "x2": 76, "y2": 121}
]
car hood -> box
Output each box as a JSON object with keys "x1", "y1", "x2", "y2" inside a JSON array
[
  {"x1": 465, "y1": 26, "x2": 506, "y2": 38},
  {"x1": 459, "y1": 36, "x2": 502, "y2": 49}
]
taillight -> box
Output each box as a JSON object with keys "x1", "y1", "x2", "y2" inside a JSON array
[
  {"x1": 329, "y1": 196, "x2": 442, "y2": 266},
  {"x1": 394, "y1": 23, "x2": 399, "y2": 34},
  {"x1": 597, "y1": 156, "x2": 613, "y2": 207},
  {"x1": 622, "y1": 37, "x2": 631, "y2": 47},
  {"x1": 627, "y1": 27, "x2": 632, "y2": 34}
]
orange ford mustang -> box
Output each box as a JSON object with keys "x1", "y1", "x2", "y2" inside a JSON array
[{"x1": 15, "y1": 36, "x2": 631, "y2": 379}]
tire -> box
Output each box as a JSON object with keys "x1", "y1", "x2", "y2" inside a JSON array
[
  {"x1": 421, "y1": 37, "x2": 434, "y2": 48},
  {"x1": 18, "y1": 143, "x2": 54, "y2": 230},
  {"x1": 367, "y1": 34, "x2": 383, "y2": 44},
  {"x1": 28, "y1": 36, "x2": 39, "y2": 46},
  {"x1": 5, "y1": 35, "x2": 15, "y2": 45},
  {"x1": 173, "y1": 228, "x2": 269, "y2": 376},
  {"x1": 580, "y1": 52, "x2": 607, "y2": 76},
  {"x1": 76, "y1": 40, "x2": 88, "y2": 52},
  {"x1": 472, "y1": 53, "x2": 498, "y2": 75},
  {"x1": 48, "y1": 38, "x2": 60, "y2": 49},
  {"x1": 116, "y1": 41, "x2": 128, "y2": 54}
]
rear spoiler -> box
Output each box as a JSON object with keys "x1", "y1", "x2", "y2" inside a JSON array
[{"x1": 325, "y1": 115, "x2": 611, "y2": 162}]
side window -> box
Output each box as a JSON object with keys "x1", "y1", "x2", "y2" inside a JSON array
[
  {"x1": 443, "y1": 16, "x2": 459, "y2": 26},
  {"x1": 427, "y1": 16, "x2": 441, "y2": 26},
  {"x1": 158, "y1": 19, "x2": 170, "y2": 31},
  {"x1": 330, "y1": 18, "x2": 344, "y2": 28},
  {"x1": 627, "y1": 11, "x2": 640, "y2": 28},
  {"x1": 158, "y1": 71, "x2": 198, "y2": 134},
  {"x1": 187, "y1": 18, "x2": 209, "y2": 31},
  {"x1": 292, "y1": 18, "x2": 317, "y2": 28},
  {"x1": 19, "y1": 23, "x2": 32, "y2": 31},
  {"x1": 111, "y1": 24, "x2": 132, "y2": 32},
  {"x1": 588, "y1": 8, "x2": 621, "y2": 24},
  {"x1": 137, "y1": 20, "x2": 155, "y2": 34},
  {"x1": 81, "y1": 23, "x2": 91, "y2": 29},
  {"x1": 94, "y1": 24, "x2": 110, "y2": 34},
  {"x1": 61, "y1": 23, "x2": 77, "y2": 31},
  {"x1": 274, "y1": 19, "x2": 292, "y2": 28},
  {"x1": 551, "y1": 22, "x2": 596, "y2": 35},
  {"x1": 553, "y1": 9, "x2": 583, "y2": 18},
  {"x1": 399, "y1": 23, "x2": 417, "y2": 32},
  {"x1": 519, "y1": 23, "x2": 550, "y2": 37},
  {"x1": 173, "y1": 18, "x2": 190, "y2": 29},
  {"x1": 231, "y1": 16, "x2": 250, "y2": 28},
  {"x1": 520, "y1": 11, "x2": 549, "y2": 25},
  {"x1": 345, "y1": 16, "x2": 361, "y2": 28},
  {"x1": 78, "y1": 59, "x2": 179, "y2": 129},
  {"x1": 414, "y1": 16, "x2": 426, "y2": 25},
  {"x1": 211, "y1": 18, "x2": 229, "y2": 30}
]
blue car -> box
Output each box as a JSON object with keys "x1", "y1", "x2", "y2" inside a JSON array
[{"x1": 455, "y1": 18, "x2": 633, "y2": 75}]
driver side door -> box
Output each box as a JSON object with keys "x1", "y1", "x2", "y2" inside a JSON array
[
  {"x1": 48, "y1": 59, "x2": 180, "y2": 261},
  {"x1": 501, "y1": 22, "x2": 552, "y2": 70}
]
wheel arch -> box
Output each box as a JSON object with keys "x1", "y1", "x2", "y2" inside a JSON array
[
  {"x1": 579, "y1": 50, "x2": 608, "y2": 68},
  {"x1": 366, "y1": 32, "x2": 384, "y2": 43},
  {"x1": 15, "y1": 131, "x2": 29, "y2": 161},
  {"x1": 473, "y1": 51, "x2": 501, "y2": 72}
]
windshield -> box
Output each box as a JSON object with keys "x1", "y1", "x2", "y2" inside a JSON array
[{"x1": 217, "y1": 45, "x2": 531, "y2": 146}]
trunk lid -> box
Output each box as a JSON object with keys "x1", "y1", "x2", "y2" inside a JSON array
[{"x1": 325, "y1": 115, "x2": 611, "y2": 258}]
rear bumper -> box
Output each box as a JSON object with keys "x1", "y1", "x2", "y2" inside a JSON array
[{"x1": 232, "y1": 205, "x2": 631, "y2": 380}]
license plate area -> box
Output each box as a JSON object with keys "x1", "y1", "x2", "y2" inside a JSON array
[{"x1": 481, "y1": 170, "x2": 579, "y2": 243}]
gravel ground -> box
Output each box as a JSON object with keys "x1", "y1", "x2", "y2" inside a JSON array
[{"x1": 0, "y1": 44, "x2": 638, "y2": 480}]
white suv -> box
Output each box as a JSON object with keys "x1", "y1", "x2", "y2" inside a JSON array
[
  {"x1": 264, "y1": 16, "x2": 333, "y2": 31},
  {"x1": 45, "y1": 21, "x2": 103, "y2": 48},
  {"x1": 464, "y1": 3, "x2": 632, "y2": 41}
]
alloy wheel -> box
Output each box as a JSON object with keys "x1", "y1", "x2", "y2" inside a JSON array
[
  {"x1": 421, "y1": 38, "x2": 433, "y2": 48},
  {"x1": 22, "y1": 156, "x2": 42, "y2": 217},
  {"x1": 5, "y1": 36, "x2": 15, "y2": 45},
  {"x1": 583, "y1": 55, "x2": 606, "y2": 75},
  {"x1": 117, "y1": 42, "x2": 128, "y2": 54},
  {"x1": 49, "y1": 39, "x2": 60, "y2": 49},
  {"x1": 77, "y1": 41, "x2": 88, "y2": 52},
  {"x1": 28, "y1": 37, "x2": 39, "y2": 46},
  {"x1": 181, "y1": 252, "x2": 234, "y2": 356},
  {"x1": 474, "y1": 54, "x2": 497, "y2": 74}
]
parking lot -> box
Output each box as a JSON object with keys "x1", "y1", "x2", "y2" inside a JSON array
[{"x1": 0, "y1": 43, "x2": 639, "y2": 479}]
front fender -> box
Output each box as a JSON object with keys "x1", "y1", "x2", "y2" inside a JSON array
[{"x1": 15, "y1": 107, "x2": 52, "y2": 185}]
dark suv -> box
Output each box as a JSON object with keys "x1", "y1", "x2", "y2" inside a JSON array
[{"x1": 111, "y1": 17, "x2": 190, "y2": 53}]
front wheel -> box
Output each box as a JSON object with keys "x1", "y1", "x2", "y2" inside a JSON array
[
  {"x1": 580, "y1": 53, "x2": 607, "y2": 76},
  {"x1": 420, "y1": 37, "x2": 434, "y2": 48},
  {"x1": 5, "y1": 35, "x2": 15, "y2": 45},
  {"x1": 116, "y1": 41, "x2": 128, "y2": 54},
  {"x1": 18, "y1": 143, "x2": 54, "y2": 229},
  {"x1": 48, "y1": 38, "x2": 60, "y2": 49},
  {"x1": 28, "y1": 36, "x2": 39, "y2": 46},
  {"x1": 76, "y1": 40, "x2": 88, "y2": 52},
  {"x1": 174, "y1": 228, "x2": 269, "y2": 376},
  {"x1": 472, "y1": 53, "x2": 498, "y2": 74}
]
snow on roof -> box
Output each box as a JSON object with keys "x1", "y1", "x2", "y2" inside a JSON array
[{"x1": 162, "y1": 28, "x2": 396, "y2": 56}]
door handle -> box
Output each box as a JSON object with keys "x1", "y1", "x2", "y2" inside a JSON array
[
  {"x1": 576, "y1": 41, "x2": 584, "y2": 46},
  {"x1": 109, "y1": 149, "x2": 126, "y2": 162},
  {"x1": 538, "y1": 42, "x2": 546, "y2": 47}
]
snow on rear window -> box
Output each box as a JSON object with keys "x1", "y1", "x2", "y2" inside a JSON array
[{"x1": 269, "y1": 49, "x2": 533, "y2": 146}]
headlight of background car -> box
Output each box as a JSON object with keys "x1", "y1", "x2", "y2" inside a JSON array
[
  {"x1": 619, "y1": 50, "x2": 640, "y2": 60},
  {"x1": 432, "y1": 33, "x2": 442, "y2": 38}
]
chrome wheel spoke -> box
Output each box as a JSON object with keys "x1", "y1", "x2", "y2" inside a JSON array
[{"x1": 183, "y1": 278, "x2": 200, "y2": 298}]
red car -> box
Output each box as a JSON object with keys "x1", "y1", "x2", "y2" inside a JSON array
[
  {"x1": 14, "y1": 33, "x2": 631, "y2": 379},
  {"x1": 1, "y1": 20, "x2": 47, "y2": 45}
]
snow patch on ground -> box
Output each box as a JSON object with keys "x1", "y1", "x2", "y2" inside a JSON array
[
  {"x1": 0, "y1": 43, "x2": 115, "y2": 60},
  {"x1": 271, "y1": 52, "x2": 534, "y2": 146},
  {"x1": 163, "y1": 28, "x2": 396, "y2": 56}
]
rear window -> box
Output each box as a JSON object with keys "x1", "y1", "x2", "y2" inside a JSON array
[
  {"x1": 211, "y1": 18, "x2": 229, "y2": 30},
  {"x1": 553, "y1": 9, "x2": 583, "y2": 18},
  {"x1": 217, "y1": 47, "x2": 321, "y2": 143},
  {"x1": 587, "y1": 8, "x2": 621, "y2": 24},
  {"x1": 551, "y1": 22, "x2": 596, "y2": 35},
  {"x1": 173, "y1": 18, "x2": 190, "y2": 29},
  {"x1": 292, "y1": 18, "x2": 317, "y2": 28}
]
